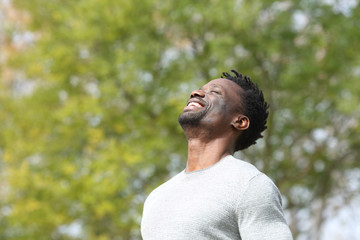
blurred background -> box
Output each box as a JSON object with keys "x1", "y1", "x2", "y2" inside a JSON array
[{"x1": 0, "y1": 0, "x2": 360, "y2": 239}]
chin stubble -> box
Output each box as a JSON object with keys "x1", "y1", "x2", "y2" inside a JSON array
[{"x1": 178, "y1": 110, "x2": 207, "y2": 128}]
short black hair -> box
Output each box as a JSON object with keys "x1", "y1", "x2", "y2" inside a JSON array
[{"x1": 221, "y1": 70, "x2": 269, "y2": 151}]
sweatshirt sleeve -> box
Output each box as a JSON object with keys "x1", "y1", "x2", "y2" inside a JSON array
[{"x1": 236, "y1": 173, "x2": 293, "y2": 240}]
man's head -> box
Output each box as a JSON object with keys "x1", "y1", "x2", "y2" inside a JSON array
[{"x1": 178, "y1": 69, "x2": 269, "y2": 151}]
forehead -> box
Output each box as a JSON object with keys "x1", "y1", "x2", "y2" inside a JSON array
[{"x1": 203, "y1": 78, "x2": 243, "y2": 95}]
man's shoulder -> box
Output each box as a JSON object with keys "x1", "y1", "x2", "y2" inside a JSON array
[
  {"x1": 144, "y1": 170, "x2": 184, "y2": 204},
  {"x1": 221, "y1": 155, "x2": 263, "y2": 181}
]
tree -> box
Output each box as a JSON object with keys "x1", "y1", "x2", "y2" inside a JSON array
[{"x1": 1, "y1": 0, "x2": 359, "y2": 239}]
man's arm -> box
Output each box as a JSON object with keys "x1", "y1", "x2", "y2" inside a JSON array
[{"x1": 237, "y1": 173, "x2": 293, "y2": 240}]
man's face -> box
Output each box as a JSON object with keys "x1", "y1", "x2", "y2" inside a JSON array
[{"x1": 178, "y1": 79, "x2": 243, "y2": 130}]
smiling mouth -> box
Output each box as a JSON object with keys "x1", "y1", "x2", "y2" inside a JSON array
[
  {"x1": 183, "y1": 100, "x2": 205, "y2": 111},
  {"x1": 188, "y1": 102, "x2": 203, "y2": 108}
]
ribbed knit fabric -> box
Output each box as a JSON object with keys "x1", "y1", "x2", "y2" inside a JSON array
[{"x1": 141, "y1": 155, "x2": 293, "y2": 240}]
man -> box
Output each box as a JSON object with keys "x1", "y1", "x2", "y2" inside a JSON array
[{"x1": 141, "y1": 70, "x2": 293, "y2": 239}]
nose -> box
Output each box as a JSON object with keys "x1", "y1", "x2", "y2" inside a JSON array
[{"x1": 190, "y1": 89, "x2": 205, "y2": 98}]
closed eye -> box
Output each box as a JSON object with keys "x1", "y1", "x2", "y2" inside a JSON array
[{"x1": 211, "y1": 90, "x2": 221, "y2": 94}]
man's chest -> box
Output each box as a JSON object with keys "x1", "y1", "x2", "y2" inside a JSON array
[{"x1": 141, "y1": 182, "x2": 240, "y2": 239}]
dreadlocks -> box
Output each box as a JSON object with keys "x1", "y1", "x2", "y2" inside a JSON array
[{"x1": 221, "y1": 70, "x2": 269, "y2": 151}]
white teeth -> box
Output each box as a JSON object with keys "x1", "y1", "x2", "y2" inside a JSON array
[{"x1": 188, "y1": 102, "x2": 202, "y2": 107}]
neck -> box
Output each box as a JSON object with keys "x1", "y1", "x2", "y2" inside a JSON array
[{"x1": 185, "y1": 136, "x2": 234, "y2": 172}]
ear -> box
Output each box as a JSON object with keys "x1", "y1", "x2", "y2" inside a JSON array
[{"x1": 231, "y1": 115, "x2": 249, "y2": 131}]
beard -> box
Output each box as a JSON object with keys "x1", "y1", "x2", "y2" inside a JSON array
[{"x1": 178, "y1": 109, "x2": 207, "y2": 129}]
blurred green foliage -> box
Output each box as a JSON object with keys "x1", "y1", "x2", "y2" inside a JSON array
[{"x1": 0, "y1": 0, "x2": 359, "y2": 239}]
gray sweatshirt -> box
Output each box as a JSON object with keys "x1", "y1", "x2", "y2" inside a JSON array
[{"x1": 141, "y1": 155, "x2": 293, "y2": 240}]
